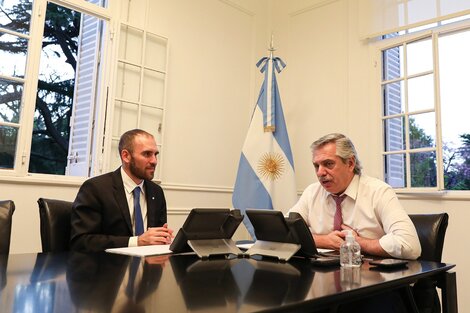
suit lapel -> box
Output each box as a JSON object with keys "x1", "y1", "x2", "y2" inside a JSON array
[{"x1": 112, "y1": 169, "x2": 133, "y2": 234}]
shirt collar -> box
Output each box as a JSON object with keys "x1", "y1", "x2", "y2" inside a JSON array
[
  {"x1": 120, "y1": 167, "x2": 145, "y2": 195},
  {"x1": 343, "y1": 174, "x2": 359, "y2": 200},
  {"x1": 325, "y1": 174, "x2": 360, "y2": 201}
]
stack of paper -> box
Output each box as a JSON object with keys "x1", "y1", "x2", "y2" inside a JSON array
[{"x1": 105, "y1": 244, "x2": 173, "y2": 257}]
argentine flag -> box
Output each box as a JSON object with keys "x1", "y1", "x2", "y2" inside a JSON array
[{"x1": 232, "y1": 55, "x2": 297, "y2": 238}]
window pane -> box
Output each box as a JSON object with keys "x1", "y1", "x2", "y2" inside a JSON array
[
  {"x1": 410, "y1": 151, "x2": 437, "y2": 187},
  {"x1": 384, "y1": 154, "x2": 406, "y2": 188},
  {"x1": 384, "y1": 117, "x2": 405, "y2": 151},
  {"x1": 439, "y1": 29, "x2": 470, "y2": 190},
  {"x1": 112, "y1": 100, "x2": 138, "y2": 137},
  {"x1": 86, "y1": 0, "x2": 107, "y2": 8},
  {"x1": 383, "y1": 81, "x2": 404, "y2": 116},
  {"x1": 29, "y1": 3, "x2": 80, "y2": 175},
  {"x1": 116, "y1": 62, "x2": 141, "y2": 102},
  {"x1": 0, "y1": 125, "x2": 17, "y2": 169},
  {"x1": 408, "y1": 74, "x2": 434, "y2": 112},
  {"x1": 409, "y1": 113, "x2": 435, "y2": 149},
  {"x1": 0, "y1": 78, "x2": 22, "y2": 123},
  {"x1": 120, "y1": 0, "x2": 146, "y2": 28},
  {"x1": 145, "y1": 34, "x2": 166, "y2": 71},
  {"x1": 142, "y1": 69, "x2": 164, "y2": 108},
  {"x1": 140, "y1": 106, "x2": 162, "y2": 143},
  {"x1": 119, "y1": 25, "x2": 143, "y2": 64},
  {"x1": 407, "y1": 38, "x2": 432, "y2": 76},
  {"x1": 0, "y1": 32, "x2": 27, "y2": 77},
  {"x1": 382, "y1": 45, "x2": 403, "y2": 81},
  {"x1": 0, "y1": 0, "x2": 32, "y2": 35}
]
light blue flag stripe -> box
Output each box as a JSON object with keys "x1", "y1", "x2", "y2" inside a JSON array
[
  {"x1": 232, "y1": 153, "x2": 273, "y2": 237},
  {"x1": 233, "y1": 153, "x2": 273, "y2": 209}
]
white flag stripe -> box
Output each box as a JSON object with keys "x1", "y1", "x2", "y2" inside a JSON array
[
  {"x1": 242, "y1": 106, "x2": 297, "y2": 213},
  {"x1": 266, "y1": 59, "x2": 273, "y2": 128}
]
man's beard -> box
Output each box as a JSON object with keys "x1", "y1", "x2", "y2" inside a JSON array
[{"x1": 129, "y1": 158, "x2": 155, "y2": 181}]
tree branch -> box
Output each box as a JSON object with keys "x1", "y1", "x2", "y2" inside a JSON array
[{"x1": 35, "y1": 96, "x2": 69, "y2": 153}]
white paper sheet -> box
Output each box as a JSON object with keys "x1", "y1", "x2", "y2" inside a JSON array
[{"x1": 105, "y1": 244, "x2": 173, "y2": 257}]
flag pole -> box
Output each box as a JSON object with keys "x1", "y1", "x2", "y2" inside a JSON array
[
  {"x1": 269, "y1": 34, "x2": 276, "y2": 59},
  {"x1": 265, "y1": 34, "x2": 276, "y2": 132}
]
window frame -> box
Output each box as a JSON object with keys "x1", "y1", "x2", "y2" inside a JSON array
[
  {"x1": 373, "y1": 18, "x2": 470, "y2": 193},
  {"x1": 0, "y1": 0, "x2": 115, "y2": 182}
]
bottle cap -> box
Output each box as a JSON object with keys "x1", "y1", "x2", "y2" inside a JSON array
[{"x1": 345, "y1": 230, "x2": 354, "y2": 242}]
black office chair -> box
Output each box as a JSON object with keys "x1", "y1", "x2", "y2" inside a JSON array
[
  {"x1": 0, "y1": 200, "x2": 15, "y2": 254},
  {"x1": 410, "y1": 213, "x2": 448, "y2": 263},
  {"x1": 38, "y1": 198, "x2": 73, "y2": 253},
  {"x1": 407, "y1": 213, "x2": 456, "y2": 313}
]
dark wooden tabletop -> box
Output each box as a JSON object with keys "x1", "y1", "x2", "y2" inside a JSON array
[{"x1": 0, "y1": 252, "x2": 455, "y2": 313}]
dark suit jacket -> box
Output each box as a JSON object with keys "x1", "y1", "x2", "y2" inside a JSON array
[{"x1": 71, "y1": 168, "x2": 167, "y2": 252}]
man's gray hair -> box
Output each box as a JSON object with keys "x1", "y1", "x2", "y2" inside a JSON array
[{"x1": 310, "y1": 133, "x2": 362, "y2": 175}]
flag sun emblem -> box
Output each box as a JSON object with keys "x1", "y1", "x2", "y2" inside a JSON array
[{"x1": 257, "y1": 152, "x2": 285, "y2": 181}]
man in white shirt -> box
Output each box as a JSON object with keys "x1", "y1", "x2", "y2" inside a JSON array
[
  {"x1": 289, "y1": 133, "x2": 424, "y2": 313},
  {"x1": 289, "y1": 133, "x2": 421, "y2": 259}
]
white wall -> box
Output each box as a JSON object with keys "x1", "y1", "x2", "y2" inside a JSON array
[{"x1": 1, "y1": 0, "x2": 467, "y2": 309}]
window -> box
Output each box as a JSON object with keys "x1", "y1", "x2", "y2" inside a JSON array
[
  {"x1": 381, "y1": 21, "x2": 470, "y2": 191},
  {"x1": 0, "y1": 0, "x2": 110, "y2": 178},
  {"x1": 109, "y1": 0, "x2": 168, "y2": 181},
  {"x1": 1, "y1": 0, "x2": 168, "y2": 180}
]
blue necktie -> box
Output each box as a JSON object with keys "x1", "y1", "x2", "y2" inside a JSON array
[
  {"x1": 126, "y1": 257, "x2": 141, "y2": 299},
  {"x1": 133, "y1": 187, "x2": 144, "y2": 235}
]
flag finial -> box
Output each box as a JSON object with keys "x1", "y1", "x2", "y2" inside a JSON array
[{"x1": 269, "y1": 34, "x2": 276, "y2": 59}]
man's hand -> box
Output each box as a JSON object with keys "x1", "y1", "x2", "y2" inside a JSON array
[
  {"x1": 340, "y1": 224, "x2": 390, "y2": 257},
  {"x1": 313, "y1": 230, "x2": 345, "y2": 250},
  {"x1": 137, "y1": 223, "x2": 174, "y2": 246}
]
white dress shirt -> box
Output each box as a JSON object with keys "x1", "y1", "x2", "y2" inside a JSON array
[
  {"x1": 289, "y1": 174, "x2": 421, "y2": 259},
  {"x1": 121, "y1": 167, "x2": 148, "y2": 247}
]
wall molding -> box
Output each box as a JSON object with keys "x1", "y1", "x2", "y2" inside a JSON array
[
  {"x1": 397, "y1": 191, "x2": 470, "y2": 201},
  {"x1": 168, "y1": 207, "x2": 192, "y2": 215},
  {"x1": 289, "y1": 0, "x2": 339, "y2": 17},
  {"x1": 0, "y1": 174, "x2": 84, "y2": 187},
  {"x1": 162, "y1": 182, "x2": 234, "y2": 193},
  {"x1": 218, "y1": 0, "x2": 256, "y2": 16}
]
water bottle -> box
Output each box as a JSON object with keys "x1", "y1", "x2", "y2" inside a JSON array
[{"x1": 340, "y1": 230, "x2": 362, "y2": 267}]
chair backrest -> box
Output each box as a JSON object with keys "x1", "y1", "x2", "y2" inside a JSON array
[
  {"x1": 409, "y1": 213, "x2": 449, "y2": 262},
  {"x1": 38, "y1": 198, "x2": 73, "y2": 253},
  {"x1": 0, "y1": 200, "x2": 15, "y2": 254}
]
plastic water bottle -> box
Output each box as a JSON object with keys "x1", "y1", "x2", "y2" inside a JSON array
[{"x1": 340, "y1": 230, "x2": 362, "y2": 267}]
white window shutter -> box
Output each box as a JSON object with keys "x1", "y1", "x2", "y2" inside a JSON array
[
  {"x1": 66, "y1": 10, "x2": 102, "y2": 176},
  {"x1": 384, "y1": 44, "x2": 405, "y2": 187}
]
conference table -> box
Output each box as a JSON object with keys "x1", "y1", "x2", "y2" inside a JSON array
[{"x1": 0, "y1": 251, "x2": 456, "y2": 313}]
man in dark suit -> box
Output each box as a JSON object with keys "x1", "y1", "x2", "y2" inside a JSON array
[{"x1": 71, "y1": 129, "x2": 173, "y2": 252}]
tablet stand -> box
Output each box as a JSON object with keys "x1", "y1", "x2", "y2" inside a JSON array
[
  {"x1": 246, "y1": 240, "x2": 301, "y2": 262},
  {"x1": 187, "y1": 239, "x2": 244, "y2": 259}
]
